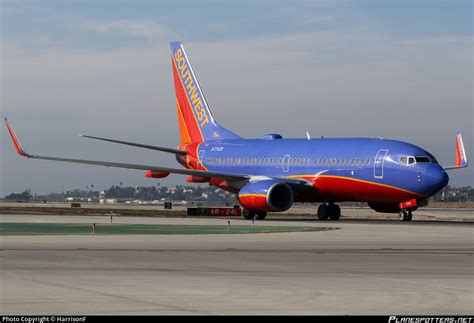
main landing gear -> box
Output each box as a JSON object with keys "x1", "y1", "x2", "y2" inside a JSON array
[
  {"x1": 399, "y1": 209, "x2": 413, "y2": 222},
  {"x1": 242, "y1": 208, "x2": 267, "y2": 220},
  {"x1": 317, "y1": 203, "x2": 341, "y2": 221}
]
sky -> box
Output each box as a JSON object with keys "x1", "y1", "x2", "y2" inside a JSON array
[{"x1": 1, "y1": 0, "x2": 472, "y2": 196}]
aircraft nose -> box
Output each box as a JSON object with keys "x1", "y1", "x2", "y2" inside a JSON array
[{"x1": 424, "y1": 165, "x2": 449, "y2": 193}]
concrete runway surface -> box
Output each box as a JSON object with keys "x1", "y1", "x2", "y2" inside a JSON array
[{"x1": 0, "y1": 214, "x2": 473, "y2": 315}]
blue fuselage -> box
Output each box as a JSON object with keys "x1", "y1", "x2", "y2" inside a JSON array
[{"x1": 191, "y1": 137, "x2": 448, "y2": 203}]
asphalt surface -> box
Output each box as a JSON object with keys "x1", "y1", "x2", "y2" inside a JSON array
[{"x1": 0, "y1": 213, "x2": 473, "y2": 315}]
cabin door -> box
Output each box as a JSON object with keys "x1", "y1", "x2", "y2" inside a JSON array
[
  {"x1": 282, "y1": 155, "x2": 290, "y2": 173},
  {"x1": 374, "y1": 149, "x2": 388, "y2": 179}
]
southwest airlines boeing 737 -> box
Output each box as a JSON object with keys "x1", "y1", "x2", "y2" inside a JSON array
[{"x1": 5, "y1": 42, "x2": 468, "y2": 221}]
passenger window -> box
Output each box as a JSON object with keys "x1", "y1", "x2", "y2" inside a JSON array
[{"x1": 361, "y1": 159, "x2": 365, "y2": 165}]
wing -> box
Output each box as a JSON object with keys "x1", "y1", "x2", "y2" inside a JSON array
[
  {"x1": 5, "y1": 118, "x2": 313, "y2": 189},
  {"x1": 4, "y1": 118, "x2": 247, "y2": 183},
  {"x1": 78, "y1": 134, "x2": 187, "y2": 155}
]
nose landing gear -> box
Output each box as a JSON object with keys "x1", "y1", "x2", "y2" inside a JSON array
[
  {"x1": 399, "y1": 209, "x2": 413, "y2": 222},
  {"x1": 317, "y1": 203, "x2": 341, "y2": 220}
]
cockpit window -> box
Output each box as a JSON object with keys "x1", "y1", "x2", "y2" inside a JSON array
[
  {"x1": 428, "y1": 154, "x2": 438, "y2": 164},
  {"x1": 400, "y1": 156, "x2": 417, "y2": 165},
  {"x1": 415, "y1": 156, "x2": 431, "y2": 163}
]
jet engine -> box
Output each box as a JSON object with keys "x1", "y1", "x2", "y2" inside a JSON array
[{"x1": 238, "y1": 180, "x2": 293, "y2": 212}]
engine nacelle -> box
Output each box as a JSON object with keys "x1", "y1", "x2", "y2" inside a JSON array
[{"x1": 238, "y1": 180, "x2": 293, "y2": 212}]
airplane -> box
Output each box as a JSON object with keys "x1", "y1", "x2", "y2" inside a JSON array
[{"x1": 4, "y1": 41, "x2": 468, "y2": 222}]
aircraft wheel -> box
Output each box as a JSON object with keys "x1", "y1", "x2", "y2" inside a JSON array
[
  {"x1": 243, "y1": 208, "x2": 256, "y2": 220},
  {"x1": 405, "y1": 210, "x2": 413, "y2": 221},
  {"x1": 328, "y1": 204, "x2": 341, "y2": 220},
  {"x1": 317, "y1": 204, "x2": 329, "y2": 221},
  {"x1": 256, "y1": 212, "x2": 267, "y2": 220},
  {"x1": 399, "y1": 209, "x2": 412, "y2": 222}
]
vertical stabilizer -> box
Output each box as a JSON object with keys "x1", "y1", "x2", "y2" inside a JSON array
[{"x1": 170, "y1": 41, "x2": 241, "y2": 144}]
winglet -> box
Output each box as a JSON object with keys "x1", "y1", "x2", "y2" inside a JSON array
[
  {"x1": 4, "y1": 118, "x2": 33, "y2": 158},
  {"x1": 444, "y1": 132, "x2": 468, "y2": 170},
  {"x1": 455, "y1": 132, "x2": 468, "y2": 167}
]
